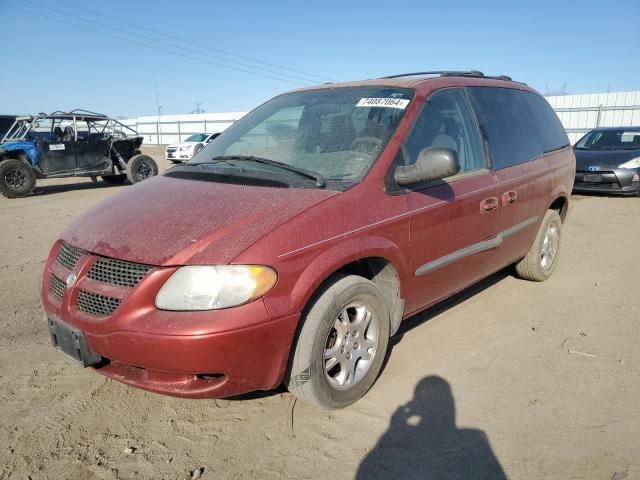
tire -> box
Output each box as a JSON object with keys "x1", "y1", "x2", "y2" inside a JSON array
[
  {"x1": 286, "y1": 274, "x2": 390, "y2": 409},
  {"x1": 101, "y1": 174, "x2": 127, "y2": 185},
  {"x1": 0, "y1": 158, "x2": 36, "y2": 198},
  {"x1": 126, "y1": 154, "x2": 158, "y2": 184},
  {"x1": 514, "y1": 209, "x2": 563, "y2": 281}
]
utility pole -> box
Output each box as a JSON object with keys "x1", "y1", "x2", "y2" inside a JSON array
[
  {"x1": 193, "y1": 102, "x2": 204, "y2": 114},
  {"x1": 155, "y1": 78, "x2": 162, "y2": 116}
]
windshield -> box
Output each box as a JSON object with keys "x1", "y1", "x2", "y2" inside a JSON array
[
  {"x1": 188, "y1": 87, "x2": 414, "y2": 185},
  {"x1": 185, "y1": 133, "x2": 209, "y2": 142},
  {"x1": 575, "y1": 129, "x2": 640, "y2": 150}
]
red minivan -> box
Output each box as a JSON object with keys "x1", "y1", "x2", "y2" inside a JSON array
[{"x1": 41, "y1": 71, "x2": 575, "y2": 409}]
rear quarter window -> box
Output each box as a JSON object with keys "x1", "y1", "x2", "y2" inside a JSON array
[
  {"x1": 468, "y1": 87, "x2": 543, "y2": 169},
  {"x1": 523, "y1": 92, "x2": 569, "y2": 152}
]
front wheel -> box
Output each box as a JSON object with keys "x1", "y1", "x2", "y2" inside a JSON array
[
  {"x1": 286, "y1": 274, "x2": 390, "y2": 409},
  {"x1": 192, "y1": 143, "x2": 204, "y2": 157},
  {"x1": 0, "y1": 158, "x2": 36, "y2": 198},
  {"x1": 514, "y1": 209, "x2": 563, "y2": 281},
  {"x1": 126, "y1": 154, "x2": 158, "y2": 184}
]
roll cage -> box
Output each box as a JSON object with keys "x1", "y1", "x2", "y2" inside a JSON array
[{"x1": 1, "y1": 109, "x2": 138, "y2": 144}]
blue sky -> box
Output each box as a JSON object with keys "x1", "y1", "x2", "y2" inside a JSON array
[{"x1": 0, "y1": 0, "x2": 638, "y2": 117}]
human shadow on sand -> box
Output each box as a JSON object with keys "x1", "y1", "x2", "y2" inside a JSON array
[{"x1": 357, "y1": 376, "x2": 507, "y2": 480}]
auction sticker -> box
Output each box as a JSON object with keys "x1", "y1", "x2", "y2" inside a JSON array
[
  {"x1": 356, "y1": 98, "x2": 410, "y2": 109},
  {"x1": 49, "y1": 144, "x2": 65, "y2": 151}
]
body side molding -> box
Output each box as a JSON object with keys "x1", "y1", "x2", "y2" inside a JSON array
[{"x1": 415, "y1": 216, "x2": 539, "y2": 276}]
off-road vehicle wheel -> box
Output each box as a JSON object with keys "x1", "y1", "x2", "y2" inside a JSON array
[
  {"x1": 286, "y1": 274, "x2": 390, "y2": 409},
  {"x1": 101, "y1": 174, "x2": 127, "y2": 185},
  {"x1": 514, "y1": 209, "x2": 563, "y2": 281},
  {"x1": 126, "y1": 154, "x2": 158, "y2": 184},
  {"x1": 0, "y1": 158, "x2": 36, "y2": 198}
]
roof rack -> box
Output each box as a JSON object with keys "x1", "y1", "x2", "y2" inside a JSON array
[
  {"x1": 382, "y1": 70, "x2": 513, "y2": 81},
  {"x1": 46, "y1": 109, "x2": 109, "y2": 119}
]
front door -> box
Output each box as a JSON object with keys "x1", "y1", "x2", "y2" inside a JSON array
[
  {"x1": 399, "y1": 88, "x2": 500, "y2": 314},
  {"x1": 37, "y1": 119, "x2": 77, "y2": 175},
  {"x1": 38, "y1": 140, "x2": 77, "y2": 174}
]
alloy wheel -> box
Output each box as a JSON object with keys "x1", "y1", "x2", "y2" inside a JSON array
[
  {"x1": 4, "y1": 168, "x2": 26, "y2": 190},
  {"x1": 323, "y1": 301, "x2": 379, "y2": 390},
  {"x1": 540, "y1": 223, "x2": 559, "y2": 271}
]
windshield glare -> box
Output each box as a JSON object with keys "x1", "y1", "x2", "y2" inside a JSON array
[
  {"x1": 575, "y1": 129, "x2": 640, "y2": 150},
  {"x1": 188, "y1": 87, "x2": 414, "y2": 183},
  {"x1": 185, "y1": 133, "x2": 209, "y2": 142}
]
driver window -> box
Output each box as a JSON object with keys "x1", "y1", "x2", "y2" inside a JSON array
[{"x1": 403, "y1": 89, "x2": 485, "y2": 174}]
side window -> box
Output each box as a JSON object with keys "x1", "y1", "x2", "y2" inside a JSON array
[
  {"x1": 523, "y1": 92, "x2": 569, "y2": 152},
  {"x1": 403, "y1": 89, "x2": 485, "y2": 174},
  {"x1": 30, "y1": 118, "x2": 54, "y2": 142},
  {"x1": 467, "y1": 87, "x2": 542, "y2": 169}
]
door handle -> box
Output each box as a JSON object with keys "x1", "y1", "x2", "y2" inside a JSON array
[
  {"x1": 480, "y1": 196, "x2": 499, "y2": 214},
  {"x1": 501, "y1": 190, "x2": 518, "y2": 206}
]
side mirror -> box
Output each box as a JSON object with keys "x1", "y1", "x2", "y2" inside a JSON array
[{"x1": 394, "y1": 147, "x2": 460, "y2": 186}]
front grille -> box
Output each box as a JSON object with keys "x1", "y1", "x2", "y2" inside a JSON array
[
  {"x1": 76, "y1": 290, "x2": 121, "y2": 317},
  {"x1": 56, "y1": 243, "x2": 84, "y2": 270},
  {"x1": 87, "y1": 257, "x2": 152, "y2": 288},
  {"x1": 50, "y1": 274, "x2": 65, "y2": 300}
]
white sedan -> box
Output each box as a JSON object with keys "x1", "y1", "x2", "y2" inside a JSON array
[{"x1": 165, "y1": 133, "x2": 220, "y2": 163}]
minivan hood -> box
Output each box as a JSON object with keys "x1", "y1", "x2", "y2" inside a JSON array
[
  {"x1": 62, "y1": 176, "x2": 337, "y2": 266},
  {"x1": 575, "y1": 148, "x2": 640, "y2": 169}
]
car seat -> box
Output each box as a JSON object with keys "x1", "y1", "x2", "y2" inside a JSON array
[
  {"x1": 430, "y1": 114, "x2": 458, "y2": 153},
  {"x1": 62, "y1": 126, "x2": 75, "y2": 142},
  {"x1": 53, "y1": 126, "x2": 64, "y2": 142},
  {"x1": 326, "y1": 115, "x2": 356, "y2": 152}
]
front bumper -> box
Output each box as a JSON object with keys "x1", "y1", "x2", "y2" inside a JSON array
[
  {"x1": 573, "y1": 168, "x2": 640, "y2": 195},
  {"x1": 41, "y1": 241, "x2": 299, "y2": 398},
  {"x1": 164, "y1": 147, "x2": 193, "y2": 162},
  {"x1": 84, "y1": 313, "x2": 298, "y2": 398},
  {"x1": 166, "y1": 150, "x2": 193, "y2": 161}
]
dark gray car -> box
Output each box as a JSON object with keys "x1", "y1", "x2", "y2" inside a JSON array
[{"x1": 573, "y1": 127, "x2": 640, "y2": 195}]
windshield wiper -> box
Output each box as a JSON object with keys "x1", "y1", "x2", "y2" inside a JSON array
[{"x1": 206, "y1": 155, "x2": 326, "y2": 188}]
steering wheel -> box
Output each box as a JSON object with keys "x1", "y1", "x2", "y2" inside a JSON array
[{"x1": 350, "y1": 136, "x2": 383, "y2": 152}]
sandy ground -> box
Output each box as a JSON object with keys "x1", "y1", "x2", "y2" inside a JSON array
[{"x1": 1, "y1": 148, "x2": 639, "y2": 479}]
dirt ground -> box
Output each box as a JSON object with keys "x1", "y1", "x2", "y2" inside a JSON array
[{"x1": 1, "y1": 148, "x2": 639, "y2": 479}]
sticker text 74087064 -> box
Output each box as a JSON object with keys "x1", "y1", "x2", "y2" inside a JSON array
[{"x1": 356, "y1": 98, "x2": 410, "y2": 109}]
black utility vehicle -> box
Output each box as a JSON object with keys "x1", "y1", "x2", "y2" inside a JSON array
[{"x1": 0, "y1": 110, "x2": 158, "y2": 198}]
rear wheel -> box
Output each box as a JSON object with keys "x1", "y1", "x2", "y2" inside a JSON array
[
  {"x1": 286, "y1": 274, "x2": 390, "y2": 409},
  {"x1": 126, "y1": 154, "x2": 158, "y2": 184},
  {"x1": 0, "y1": 158, "x2": 36, "y2": 198},
  {"x1": 101, "y1": 174, "x2": 127, "y2": 185},
  {"x1": 514, "y1": 209, "x2": 562, "y2": 281}
]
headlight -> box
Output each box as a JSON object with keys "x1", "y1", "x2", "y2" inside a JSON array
[
  {"x1": 619, "y1": 157, "x2": 640, "y2": 169},
  {"x1": 155, "y1": 265, "x2": 277, "y2": 311},
  {"x1": 179, "y1": 145, "x2": 194, "y2": 151}
]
